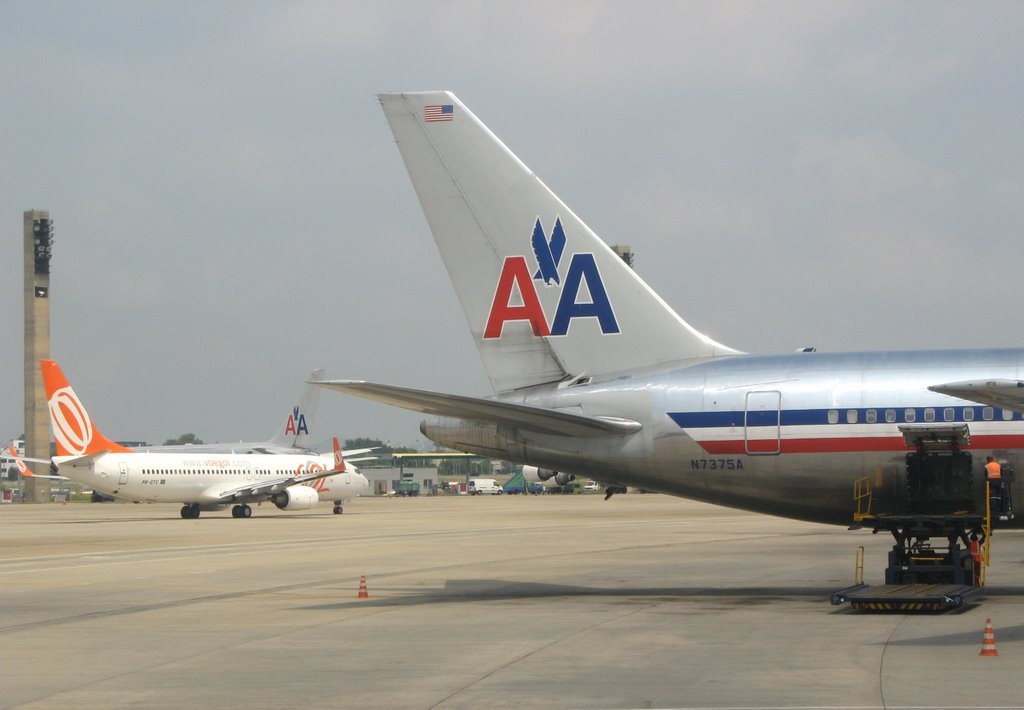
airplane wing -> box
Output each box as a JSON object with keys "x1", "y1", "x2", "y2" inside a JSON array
[
  {"x1": 928, "y1": 379, "x2": 1024, "y2": 413},
  {"x1": 212, "y1": 437, "x2": 352, "y2": 503},
  {"x1": 210, "y1": 465, "x2": 346, "y2": 503},
  {"x1": 316, "y1": 381, "x2": 642, "y2": 437},
  {"x1": 340, "y1": 447, "x2": 376, "y2": 457}
]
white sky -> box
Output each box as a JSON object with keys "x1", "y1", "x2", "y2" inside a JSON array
[{"x1": 2, "y1": 1, "x2": 1023, "y2": 449}]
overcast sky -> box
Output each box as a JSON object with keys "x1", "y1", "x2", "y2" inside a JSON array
[{"x1": 2, "y1": 1, "x2": 1023, "y2": 450}]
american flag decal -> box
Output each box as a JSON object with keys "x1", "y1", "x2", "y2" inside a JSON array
[{"x1": 424, "y1": 104, "x2": 454, "y2": 122}]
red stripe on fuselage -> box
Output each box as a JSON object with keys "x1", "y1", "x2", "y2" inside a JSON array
[{"x1": 697, "y1": 434, "x2": 1024, "y2": 455}]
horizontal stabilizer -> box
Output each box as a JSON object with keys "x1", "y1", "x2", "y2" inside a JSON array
[
  {"x1": 929, "y1": 379, "x2": 1024, "y2": 413},
  {"x1": 7, "y1": 447, "x2": 66, "y2": 480},
  {"x1": 317, "y1": 380, "x2": 641, "y2": 438},
  {"x1": 58, "y1": 450, "x2": 110, "y2": 468}
]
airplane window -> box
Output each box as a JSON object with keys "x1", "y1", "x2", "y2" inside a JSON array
[
  {"x1": 828, "y1": 410, "x2": 839, "y2": 424},
  {"x1": 944, "y1": 408, "x2": 955, "y2": 422},
  {"x1": 964, "y1": 408, "x2": 975, "y2": 421},
  {"x1": 866, "y1": 409, "x2": 877, "y2": 423},
  {"x1": 885, "y1": 409, "x2": 896, "y2": 423},
  {"x1": 846, "y1": 410, "x2": 858, "y2": 424},
  {"x1": 983, "y1": 407, "x2": 994, "y2": 421},
  {"x1": 1003, "y1": 408, "x2": 1014, "y2": 421},
  {"x1": 924, "y1": 408, "x2": 935, "y2": 422},
  {"x1": 905, "y1": 409, "x2": 916, "y2": 423}
]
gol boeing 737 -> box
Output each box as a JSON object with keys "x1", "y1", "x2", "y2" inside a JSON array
[
  {"x1": 319, "y1": 91, "x2": 1021, "y2": 530},
  {"x1": 36, "y1": 360, "x2": 369, "y2": 518}
]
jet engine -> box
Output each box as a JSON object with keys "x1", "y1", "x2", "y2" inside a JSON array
[
  {"x1": 271, "y1": 485, "x2": 319, "y2": 511},
  {"x1": 522, "y1": 466, "x2": 575, "y2": 487}
]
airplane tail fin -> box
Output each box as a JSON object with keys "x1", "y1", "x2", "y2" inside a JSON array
[
  {"x1": 40, "y1": 360, "x2": 135, "y2": 456},
  {"x1": 378, "y1": 91, "x2": 739, "y2": 392},
  {"x1": 331, "y1": 436, "x2": 347, "y2": 472},
  {"x1": 269, "y1": 368, "x2": 323, "y2": 449}
]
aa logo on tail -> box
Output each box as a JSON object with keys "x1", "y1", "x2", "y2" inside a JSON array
[
  {"x1": 49, "y1": 386, "x2": 94, "y2": 455},
  {"x1": 284, "y1": 406, "x2": 309, "y2": 436},
  {"x1": 484, "y1": 217, "x2": 619, "y2": 339}
]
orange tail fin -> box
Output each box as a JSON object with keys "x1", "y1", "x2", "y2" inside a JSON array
[
  {"x1": 332, "y1": 437, "x2": 346, "y2": 471},
  {"x1": 40, "y1": 360, "x2": 134, "y2": 456}
]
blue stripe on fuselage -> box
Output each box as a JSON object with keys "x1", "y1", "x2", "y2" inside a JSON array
[{"x1": 668, "y1": 406, "x2": 1021, "y2": 429}]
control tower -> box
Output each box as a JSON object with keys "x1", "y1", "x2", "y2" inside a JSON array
[{"x1": 23, "y1": 210, "x2": 53, "y2": 503}]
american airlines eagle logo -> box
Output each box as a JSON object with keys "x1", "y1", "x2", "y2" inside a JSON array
[
  {"x1": 484, "y1": 217, "x2": 619, "y2": 339},
  {"x1": 48, "y1": 386, "x2": 94, "y2": 456}
]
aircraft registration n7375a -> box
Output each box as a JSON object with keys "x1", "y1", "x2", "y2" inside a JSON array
[
  {"x1": 36, "y1": 360, "x2": 369, "y2": 518},
  {"x1": 319, "y1": 91, "x2": 1020, "y2": 529}
]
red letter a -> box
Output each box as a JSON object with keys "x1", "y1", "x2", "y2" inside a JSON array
[{"x1": 484, "y1": 257, "x2": 550, "y2": 339}]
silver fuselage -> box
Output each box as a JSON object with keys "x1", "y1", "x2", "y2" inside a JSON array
[{"x1": 423, "y1": 348, "x2": 1024, "y2": 526}]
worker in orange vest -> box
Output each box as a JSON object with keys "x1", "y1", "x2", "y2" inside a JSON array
[
  {"x1": 985, "y1": 456, "x2": 1004, "y2": 515},
  {"x1": 969, "y1": 533, "x2": 982, "y2": 585}
]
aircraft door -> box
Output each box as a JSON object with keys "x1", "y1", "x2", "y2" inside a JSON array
[
  {"x1": 745, "y1": 390, "x2": 781, "y2": 455},
  {"x1": 118, "y1": 462, "x2": 129, "y2": 484}
]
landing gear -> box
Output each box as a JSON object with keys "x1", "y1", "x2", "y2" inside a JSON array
[
  {"x1": 604, "y1": 485, "x2": 627, "y2": 501},
  {"x1": 180, "y1": 504, "x2": 200, "y2": 519},
  {"x1": 333, "y1": 503, "x2": 344, "y2": 514},
  {"x1": 231, "y1": 504, "x2": 252, "y2": 518}
]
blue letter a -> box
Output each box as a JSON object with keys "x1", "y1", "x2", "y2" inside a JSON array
[{"x1": 550, "y1": 253, "x2": 620, "y2": 336}]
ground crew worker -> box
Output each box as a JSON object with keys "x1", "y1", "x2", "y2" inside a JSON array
[
  {"x1": 985, "y1": 456, "x2": 1004, "y2": 514},
  {"x1": 969, "y1": 533, "x2": 982, "y2": 585}
]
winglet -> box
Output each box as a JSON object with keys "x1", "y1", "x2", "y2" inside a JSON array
[
  {"x1": 8, "y1": 446, "x2": 31, "y2": 476},
  {"x1": 40, "y1": 360, "x2": 135, "y2": 456}
]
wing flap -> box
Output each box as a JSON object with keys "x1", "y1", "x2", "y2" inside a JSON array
[{"x1": 317, "y1": 381, "x2": 641, "y2": 437}]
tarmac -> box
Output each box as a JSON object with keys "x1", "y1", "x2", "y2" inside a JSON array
[{"x1": 1, "y1": 494, "x2": 1022, "y2": 709}]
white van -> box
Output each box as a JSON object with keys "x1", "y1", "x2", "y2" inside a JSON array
[{"x1": 468, "y1": 478, "x2": 504, "y2": 495}]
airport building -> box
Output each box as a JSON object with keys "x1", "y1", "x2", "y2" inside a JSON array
[{"x1": 359, "y1": 467, "x2": 439, "y2": 496}]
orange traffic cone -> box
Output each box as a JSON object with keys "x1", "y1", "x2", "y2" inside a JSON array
[
  {"x1": 980, "y1": 618, "x2": 999, "y2": 657},
  {"x1": 357, "y1": 575, "x2": 369, "y2": 599}
]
